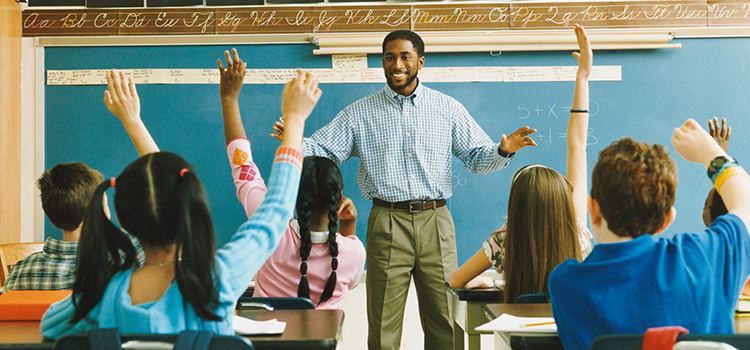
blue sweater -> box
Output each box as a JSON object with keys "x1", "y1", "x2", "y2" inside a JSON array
[{"x1": 40, "y1": 147, "x2": 303, "y2": 339}]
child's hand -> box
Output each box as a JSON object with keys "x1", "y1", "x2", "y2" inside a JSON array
[
  {"x1": 672, "y1": 119, "x2": 727, "y2": 167},
  {"x1": 270, "y1": 119, "x2": 285, "y2": 143},
  {"x1": 281, "y1": 69, "x2": 322, "y2": 125},
  {"x1": 338, "y1": 197, "x2": 357, "y2": 221},
  {"x1": 217, "y1": 48, "x2": 246, "y2": 102},
  {"x1": 104, "y1": 69, "x2": 141, "y2": 126},
  {"x1": 708, "y1": 117, "x2": 731, "y2": 153},
  {"x1": 572, "y1": 24, "x2": 592, "y2": 80}
]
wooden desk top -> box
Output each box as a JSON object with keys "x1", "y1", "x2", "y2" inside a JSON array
[
  {"x1": 0, "y1": 309, "x2": 343, "y2": 350},
  {"x1": 485, "y1": 303, "x2": 750, "y2": 334}
]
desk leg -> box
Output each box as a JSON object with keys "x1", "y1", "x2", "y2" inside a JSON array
[
  {"x1": 468, "y1": 333, "x2": 481, "y2": 350},
  {"x1": 454, "y1": 320, "x2": 465, "y2": 350}
]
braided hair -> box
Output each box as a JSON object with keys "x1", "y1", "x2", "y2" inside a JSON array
[{"x1": 296, "y1": 156, "x2": 343, "y2": 305}]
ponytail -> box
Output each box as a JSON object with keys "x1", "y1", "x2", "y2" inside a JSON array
[
  {"x1": 174, "y1": 170, "x2": 220, "y2": 321},
  {"x1": 318, "y1": 195, "x2": 339, "y2": 304},
  {"x1": 71, "y1": 179, "x2": 137, "y2": 323}
]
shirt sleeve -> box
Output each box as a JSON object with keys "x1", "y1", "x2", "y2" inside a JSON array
[
  {"x1": 215, "y1": 146, "x2": 303, "y2": 303},
  {"x1": 451, "y1": 101, "x2": 513, "y2": 174},
  {"x1": 484, "y1": 230, "x2": 506, "y2": 273},
  {"x1": 576, "y1": 216, "x2": 594, "y2": 259},
  {"x1": 696, "y1": 213, "x2": 750, "y2": 297},
  {"x1": 226, "y1": 138, "x2": 268, "y2": 218},
  {"x1": 40, "y1": 295, "x2": 99, "y2": 339},
  {"x1": 301, "y1": 110, "x2": 356, "y2": 165}
]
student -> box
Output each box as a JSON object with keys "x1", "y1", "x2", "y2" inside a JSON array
[
  {"x1": 217, "y1": 49, "x2": 365, "y2": 309},
  {"x1": 548, "y1": 118, "x2": 750, "y2": 349},
  {"x1": 4, "y1": 163, "x2": 103, "y2": 291},
  {"x1": 40, "y1": 67, "x2": 320, "y2": 339},
  {"x1": 448, "y1": 25, "x2": 594, "y2": 304}
]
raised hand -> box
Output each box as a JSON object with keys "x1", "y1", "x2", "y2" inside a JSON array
[
  {"x1": 672, "y1": 119, "x2": 726, "y2": 167},
  {"x1": 572, "y1": 24, "x2": 592, "y2": 80},
  {"x1": 500, "y1": 126, "x2": 538, "y2": 154},
  {"x1": 279, "y1": 69, "x2": 322, "y2": 150},
  {"x1": 217, "y1": 48, "x2": 246, "y2": 102},
  {"x1": 338, "y1": 196, "x2": 357, "y2": 222},
  {"x1": 707, "y1": 117, "x2": 731, "y2": 153},
  {"x1": 104, "y1": 69, "x2": 141, "y2": 126},
  {"x1": 270, "y1": 119, "x2": 285, "y2": 143}
]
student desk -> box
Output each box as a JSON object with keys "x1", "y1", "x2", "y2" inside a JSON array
[
  {"x1": 483, "y1": 304, "x2": 750, "y2": 350},
  {"x1": 0, "y1": 309, "x2": 343, "y2": 350},
  {"x1": 446, "y1": 283, "x2": 504, "y2": 350}
]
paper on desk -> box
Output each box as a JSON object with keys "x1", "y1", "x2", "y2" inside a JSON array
[
  {"x1": 475, "y1": 314, "x2": 557, "y2": 334},
  {"x1": 233, "y1": 314, "x2": 286, "y2": 335}
]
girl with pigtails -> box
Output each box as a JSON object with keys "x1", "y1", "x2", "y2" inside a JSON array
[
  {"x1": 40, "y1": 63, "x2": 321, "y2": 339},
  {"x1": 219, "y1": 49, "x2": 365, "y2": 309}
]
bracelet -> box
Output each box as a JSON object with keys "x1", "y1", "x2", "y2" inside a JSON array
[
  {"x1": 710, "y1": 161, "x2": 738, "y2": 182},
  {"x1": 570, "y1": 109, "x2": 589, "y2": 113},
  {"x1": 714, "y1": 166, "x2": 746, "y2": 196}
]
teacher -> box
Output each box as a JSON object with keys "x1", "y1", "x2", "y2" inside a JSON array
[{"x1": 276, "y1": 30, "x2": 537, "y2": 350}]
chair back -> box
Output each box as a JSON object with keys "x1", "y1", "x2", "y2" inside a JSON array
[
  {"x1": 55, "y1": 330, "x2": 253, "y2": 350},
  {"x1": 513, "y1": 293, "x2": 549, "y2": 304},
  {"x1": 236, "y1": 297, "x2": 314, "y2": 310},
  {"x1": 0, "y1": 243, "x2": 45, "y2": 287},
  {"x1": 590, "y1": 334, "x2": 750, "y2": 349}
]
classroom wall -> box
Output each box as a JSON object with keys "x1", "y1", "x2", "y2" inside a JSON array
[{"x1": 0, "y1": 0, "x2": 22, "y2": 245}]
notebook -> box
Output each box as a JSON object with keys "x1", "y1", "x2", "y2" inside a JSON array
[{"x1": 0, "y1": 290, "x2": 72, "y2": 321}]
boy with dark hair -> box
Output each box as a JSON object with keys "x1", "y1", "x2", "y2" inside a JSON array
[
  {"x1": 4, "y1": 162, "x2": 103, "y2": 290},
  {"x1": 549, "y1": 119, "x2": 750, "y2": 349}
]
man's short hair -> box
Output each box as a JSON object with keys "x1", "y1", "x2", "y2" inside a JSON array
[
  {"x1": 38, "y1": 162, "x2": 103, "y2": 231},
  {"x1": 382, "y1": 30, "x2": 425, "y2": 57},
  {"x1": 591, "y1": 137, "x2": 677, "y2": 238}
]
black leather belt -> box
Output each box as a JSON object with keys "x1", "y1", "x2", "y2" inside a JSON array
[{"x1": 373, "y1": 198, "x2": 447, "y2": 213}]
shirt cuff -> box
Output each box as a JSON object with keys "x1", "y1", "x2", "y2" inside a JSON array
[
  {"x1": 274, "y1": 146, "x2": 304, "y2": 171},
  {"x1": 497, "y1": 145, "x2": 515, "y2": 158}
]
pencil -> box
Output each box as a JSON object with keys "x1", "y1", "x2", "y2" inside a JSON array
[{"x1": 523, "y1": 321, "x2": 555, "y2": 327}]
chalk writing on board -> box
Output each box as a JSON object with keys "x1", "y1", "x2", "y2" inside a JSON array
[
  {"x1": 332, "y1": 54, "x2": 368, "y2": 69},
  {"x1": 452, "y1": 169, "x2": 467, "y2": 189}
]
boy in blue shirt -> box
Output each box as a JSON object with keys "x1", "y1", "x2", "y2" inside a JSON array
[{"x1": 549, "y1": 119, "x2": 750, "y2": 349}]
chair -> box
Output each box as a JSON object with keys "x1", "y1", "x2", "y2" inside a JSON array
[
  {"x1": 235, "y1": 297, "x2": 314, "y2": 310},
  {"x1": 0, "y1": 243, "x2": 45, "y2": 287},
  {"x1": 513, "y1": 293, "x2": 549, "y2": 304},
  {"x1": 55, "y1": 330, "x2": 253, "y2": 350},
  {"x1": 589, "y1": 334, "x2": 750, "y2": 349}
]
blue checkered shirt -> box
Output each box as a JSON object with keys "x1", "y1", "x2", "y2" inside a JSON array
[
  {"x1": 3, "y1": 238, "x2": 77, "y2": 291},
  {"x1": 302, "y1": 82, "x2": 513, "y2": 202}
]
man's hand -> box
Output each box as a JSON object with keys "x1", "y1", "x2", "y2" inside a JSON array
[
  {"x1": 672, "y1": 119, "x2": 727, "y2": 167},
  {"x1": 217, "y1": 48, "x2": 246, "y2": 102},
  {"x1": 708, "y1": 117, "x2": 731, "y2": 153},
  {"x1": 104, "y1": 69, "x2": 141, "y2": 127},
  {"x1": 499, "y1": 126, "x2": 538, "y2": 154}
]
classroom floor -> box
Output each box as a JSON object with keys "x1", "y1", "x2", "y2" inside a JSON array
[{"x1": 341, "y1": 276, "x2": 494, "y2": 350}]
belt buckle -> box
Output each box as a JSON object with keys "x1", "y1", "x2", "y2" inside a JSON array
[{"x1": 408, "y1": 201, "x2": 422, "y2": 213}]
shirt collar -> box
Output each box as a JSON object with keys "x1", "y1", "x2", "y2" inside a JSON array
[
  {"x1": 384, "y1": 79, "x2": 424, "y2": 107},
  {"x1": 43, "y1": 237, "x2": 79, "y2": 258},
  {"x1": 584, "y1": 234, "x2": 653, "y2": 263}
]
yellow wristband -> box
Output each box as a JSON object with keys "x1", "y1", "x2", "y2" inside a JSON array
[{"x1": 714, "y1": 166, "x2": 746, "y2": 197}]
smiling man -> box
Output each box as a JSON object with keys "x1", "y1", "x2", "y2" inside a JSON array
[{"x1": 294, "y1": 30, "x2": 537, "y2": 350}]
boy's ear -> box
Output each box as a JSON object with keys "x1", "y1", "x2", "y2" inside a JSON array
[
  {"x1": 654, "y1": 207, "x2": 677, "y2": 234},
  {"x1": 588, "y1": 196, "x2": 602, "y2": 225}
]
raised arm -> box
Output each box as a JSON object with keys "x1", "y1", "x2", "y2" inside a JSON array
[
  {"x1": 566, "y1": 24, "x2": 592, "y2": 221},
  {"x1": 218, "y1": 48, "x2": 247, "y2": 144},
  {"x1": 338, "y1": 196, "x2": 357, "y2": 236},
  {"x1": 104, "y1": 69, "x2": 159, "y2": 156},
  {"x1": 280, "y1": 69, "x2": 321, "y2": 151},
  {"x1": 672, "y1": 119, "x2": 750, "y2": 228},
  {"x1": 708, "y1": 117, "x2": 731, "y2": 153}
]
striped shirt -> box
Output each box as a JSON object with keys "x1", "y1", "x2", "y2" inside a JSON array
[
  {"x1": 302, "y1": 82, "x2": 513, "y2": 202},
  {"x1": 4, "y1": 238, "x2": 77, "y2": 291}
]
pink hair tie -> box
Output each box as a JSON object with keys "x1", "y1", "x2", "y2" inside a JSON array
[
  {"x1": 110, "y1": 177, "x2": 116, "y2": 188},
  {"x1": 180, "y1": 168, "x2": 189, "y2": 178}
]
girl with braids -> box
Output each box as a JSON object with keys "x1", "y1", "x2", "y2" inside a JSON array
[
  {"x1": 40, "y1": 65, "x2": 320, "y2": 339},
  {"x1": 219, "y1": 49, "x2": 365, "y2": 309},
  {"x1": 448, "y1": 25, "x2": 594, "y2": 303}
]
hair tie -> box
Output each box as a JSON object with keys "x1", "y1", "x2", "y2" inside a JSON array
[
  {"x1": 179, "y1": 168, "x2": 189, "y2": 177},
  {"x1": 110, "y1": 177, "x2": 116, "y2": 188}
]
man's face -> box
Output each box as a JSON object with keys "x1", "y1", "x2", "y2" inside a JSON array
[{"x1": 382, "y1": 39, "x2": 424, "y2": 96}]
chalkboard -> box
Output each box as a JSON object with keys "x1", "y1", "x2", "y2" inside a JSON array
[{"x1": 44, "y1": 37, "x2": 750, "y2": 265}]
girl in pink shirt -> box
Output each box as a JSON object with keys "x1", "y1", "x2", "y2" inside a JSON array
[{"x1": 219, "y1": 49, "x2": 365, "y2": 309}]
